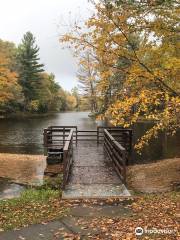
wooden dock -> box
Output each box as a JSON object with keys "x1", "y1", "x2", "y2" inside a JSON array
[{"x1": 43, "y1": 126, "x2": 132, "y2": 198}]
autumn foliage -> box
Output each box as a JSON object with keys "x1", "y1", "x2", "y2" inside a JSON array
[
  {"x1": 0, "y1": 41, "x2": 22, "y2": 112},
  {"x1": 60, "y1": 0, "x2": 180, "y2": 151},
  {"x1": 0, "y1": 34, "x2": 78, "y2": 114}
]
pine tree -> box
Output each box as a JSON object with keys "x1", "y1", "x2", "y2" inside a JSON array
[{"x1": 17, "y1": 32, "x2": 44, "y2": 104}]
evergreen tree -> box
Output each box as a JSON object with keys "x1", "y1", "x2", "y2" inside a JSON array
[{"x1": 17, "y1": 32, "x2": 44, "y2": 105}]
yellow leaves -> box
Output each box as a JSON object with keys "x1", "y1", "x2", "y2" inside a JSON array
[
  {"x1": 66, "y1": 95, "x2": 77, "y2": 110},
  {"x1": 60, "y1": 0, "x2": 180, "y2": 153},
  {"x1": 106, "y1": 88, "x2": 180, "y2": 152},
  {"x1": 27, "y1": 100, "x2": 39, "y2": 112}
]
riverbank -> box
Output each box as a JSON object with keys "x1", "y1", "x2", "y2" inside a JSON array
[
  {"x1": 0, "y1": 110, "x2": 90, "y2": 119},
  {"x1": 0, "y1": 153, "x2": 46, "y2": 185},
  {"x1": 0, "y1": 111, "x2": 60, "y2": 119},
  {"x1": 127, "y1": 158, "x2": 180, "y2": 193}
]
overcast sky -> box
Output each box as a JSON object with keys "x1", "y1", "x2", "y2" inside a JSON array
[{"x1": 0, "y1": 0, "x2": 93, "y2": 90}]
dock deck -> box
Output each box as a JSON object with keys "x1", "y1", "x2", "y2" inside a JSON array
[{"x1": 43, "y1": 126, "x2": 132, "y2": 199}]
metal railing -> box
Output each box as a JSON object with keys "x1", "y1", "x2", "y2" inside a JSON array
[{"x1": 104, "y1": 129, "x2": 127, "y2": 183}]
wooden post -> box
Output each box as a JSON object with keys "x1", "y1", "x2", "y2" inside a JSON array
[
  {"x1": 122, "y1": 149, "x2": 126, "y2": 184},
  {"x1": 97, "y1": 126, "x2": 99, "y2": 145},
  {"x1": 63, "y1": 127, "x2": 65, "y2": 147},
  {"x1": 62, "y1": 149, "x2": 67, "y2": 189},
  {"x1": 76, "y1": 127, "x2": 77, "y2": 146},
  {"x1": 43, "y1": 128, "x2": 48, "y2": 156}
]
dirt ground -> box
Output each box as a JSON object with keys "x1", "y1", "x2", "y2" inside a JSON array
[
  {"x1": 0, "y1": 153, "x2": 46, "y2": 184},
  {"x1": 127, "y1": 158, "x2": 180, "y2": 193}
]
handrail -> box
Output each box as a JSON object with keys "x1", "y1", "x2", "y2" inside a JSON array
[
  {"x1": 63, "y1": 129, "x2": 73, "y2": 151},
  {"x1": 104, "y1": 129, "x2": 127, "y2": 183},
  {"x1": 44, "y1": 126, "x2": 132, "y2": 149},
  {"x1": 43, "y1": 126, "x2": 77, "y2": 149},
  {"x1": 62, "y1": 129, "x2": 74, "y2": 189},
  {"x1": 104, "y1": 129, "x2": 126, "y2": 151}
]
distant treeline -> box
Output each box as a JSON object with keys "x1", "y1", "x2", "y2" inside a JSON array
[{"x1": 0, "y1": 32, "x2": 89, "y2": 116}]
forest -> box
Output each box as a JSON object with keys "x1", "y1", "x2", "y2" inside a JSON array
[{"x1": 0, "y1": 32, "x2": 88, "y2": 116}]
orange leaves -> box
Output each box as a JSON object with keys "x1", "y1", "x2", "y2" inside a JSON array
[{"x1": 0, "y1": 52, "x2": 20, "y2": 104}]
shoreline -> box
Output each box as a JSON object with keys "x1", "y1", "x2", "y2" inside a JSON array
[
  {"x1": 0, "y1": 112, "x2": 59, "y2": 119},
  {"x1": 0, "y1": 110, "x2": 91, "y2": 119}
]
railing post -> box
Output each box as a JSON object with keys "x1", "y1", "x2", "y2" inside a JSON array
[
  {"x1": 122, "y1": 149, "x2": 126, "y2": 183},
  {"x1": 43, "y1": 128, "x2": 48, "y2": 156},
  {"x1": 130, "y1": 130, "x2": 133, "y2": 150},
  {"x1": 97, "y1": 126, "x2": 99, "y2": 145},
  {"x1": 76, "y1": 127, "x2": 77, "y2": 146},
  {"x1": 62, "y1": 150, "x2": 67, "y2": 189},
  {"x1": 43, "y1": 128, "x2": 47, "y2": 147},
  {"x1": 62, "y1": 129, "x2": 74, "y2": 189},
  {"x1": 127, "y1": 130, "x2": 132, "y2": 165},
  {"x1": 63, "y1": 127, "x2": 65, "y2": 147},
  {"x1": 48, "y1": 127, "x2": 52, "y2": 145}
]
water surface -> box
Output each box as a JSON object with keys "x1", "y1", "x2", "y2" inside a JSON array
[
  {"x1": 0, "y1": 111, "x2": 179, "y2": 162},
  {"x1": 0, "y1": 112, "x2": 97, "y2": 154}
]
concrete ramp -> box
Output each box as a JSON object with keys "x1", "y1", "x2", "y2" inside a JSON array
[{"x1": 62, "y1": 142, "x2": 130, "y2": 199}]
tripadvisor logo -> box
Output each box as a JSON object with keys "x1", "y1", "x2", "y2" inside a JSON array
[
  {"x1": 135, "y1": 227, "x2": 144, "y2": 236},
  {"x1": 135, "y1": 227, "x2": 176, "y2": 236}
]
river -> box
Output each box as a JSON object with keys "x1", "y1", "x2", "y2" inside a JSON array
[{"x1": 0, "y1": 111, "x2": 179, "y2": 162}]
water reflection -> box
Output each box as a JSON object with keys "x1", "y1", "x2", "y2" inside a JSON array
[{"x1": 0, "y1": 179, "x2": 25, "y2": 200}]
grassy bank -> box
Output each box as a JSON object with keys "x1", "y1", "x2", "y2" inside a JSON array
[
  {"x1": 0, "y1": 189, "x2": 179, "y2": 239},
  {"x1": 0, "y1": 188, "x2": 67, "y2": 231}
]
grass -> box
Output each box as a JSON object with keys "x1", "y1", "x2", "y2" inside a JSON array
[
  {"x1": 0, "y1": 187, "x2": 67, "y2": 231},
  {"x1": 0, "y1": 189, "x2": 179, "y2": 240}
]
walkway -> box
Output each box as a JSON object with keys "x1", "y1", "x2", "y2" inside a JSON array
[
  {"x1": 62, "y1": 142, "x2": 130, "y2": 199},
  {"x1": 0, "y1": 203, "x2": 133, "y2": 240}
]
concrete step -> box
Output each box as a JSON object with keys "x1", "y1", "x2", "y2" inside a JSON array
[{"x1": 62, "y1": 183, "x2": 131, "y2": 199}]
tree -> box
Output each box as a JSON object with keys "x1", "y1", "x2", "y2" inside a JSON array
[
  {"x1": 65, "y1": 94, "x2": 77, "y2": 111},
  {"x1": 60, "y1": 0, "x2": 180, "y2": 152},
  {"x1": 0, "y1": 36, "x2": 75, "y2": 115},
  {"x1": 77, "y1": 52, "x2": 98, "y2": 113},
  {"x1": 71, "y1": 86, "x2": 80, "y2": 110},
  {"x1": 37, "y1": 73, "x2": 68, "y2": 113},
  {"x1": 0, "y1": 49, "x2": 23, "y2": 113},
  {"x1": 17, "y1": 32, "x2": 44, "y2": 106},
  {"x1": 0, "y1": 39, "x2": 17, "y2": 72}
]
